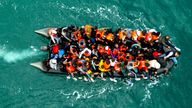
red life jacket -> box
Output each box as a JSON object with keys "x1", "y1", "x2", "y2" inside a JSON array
[
  {"x1": 153, "y1": 51, "x2": 162, "y2": 57},
  {"x1": 98, "y1": 46, "x2": 104, "y2": 54},
  {"x1": 52, "y1": 44, "x2": 59, "y2": 54},
  {"x1": 120, "y1": 45, "x2": 126, "y2": 52},
  {"x1": 128, "y1": 55, "x2": 134, "y2": 61},
  {"x1": 105, "y1": 48, "x2": 111, "y2": 55},
  {"x1": 112, "y1": 48, "x2": 119, "y2": 56}
]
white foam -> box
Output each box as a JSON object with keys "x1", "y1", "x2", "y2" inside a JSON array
[
  {"x1": 0, "y1": 46, "x2": 41, "y2": 63},
  {"x1": 140, "y1": 80, "x2": 160, "y2": 106}
]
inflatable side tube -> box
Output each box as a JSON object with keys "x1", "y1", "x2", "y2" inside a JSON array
[
  {"x1": 30, "y1": 61, "x2": 65, "y2": 74},
  {"x1": 103, "y1": 72, "x2": 143, "y2": 78},
  {"x1": 35, "y1": 28, "x2": 52, "y2": 38},
  {"x1": 156, "y1": 60, "x2": 174, "y2": 75}
]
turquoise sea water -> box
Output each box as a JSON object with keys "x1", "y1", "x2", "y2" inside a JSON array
[{"x1": 0, "y1": 0, "x2": 192, "y2": 107}]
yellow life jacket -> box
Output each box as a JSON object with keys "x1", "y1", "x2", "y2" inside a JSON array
[
  {"x1": 84, "y1": 25, "x2": 92, "y2": 37},
  {"x1": 86, "y1": 69, "x2": 92, "y2": 74},
  {"x1": 98, "y1": 60, "x2": 109, "y2": 72}
]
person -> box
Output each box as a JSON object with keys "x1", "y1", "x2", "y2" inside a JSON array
[
  {"x1": 158, "y1": 36, "x2": 179, "y2": 52},
  {"x1": 61, "y1": 28, "x2": 72, "y2": 42},
  {"x1": 43, "y1": 25, "x2": 180, "y2": 82},
  {"x1": 104, "y1": 46, "x2": 112, "y2": 56},
  {"x1": 148, "y1": 59, "x2": 161, "y2": 79},
  {"x1": 97, "y1": 45, "x2": 105, "y2": 56},
  {"x1": 48, "y1": 28, "x2": 59, "y2": 44},
  {"x1": 79, "y1": 48, "x2": 91, "y2": 58},
  {"x1": 103, "y1": 59, "x2": 114, "y2": 80},
  {"x1": 126, "y1": 61, "x2": 139, "y2": 79},
  {"x1": 49, "y1": 58, "x2": 57, "y2": 70},
  {"x1": 114, "y1": 62, "x2": 125, "y2": 78},
  {"x1": 109, "y1": 58, "x2": 117, "y2": 82},
  {"x1": 76, "y1": 59, "x2": 94, "y2": 82},
  {"x1": 91, "y1": 49, "x2": 98, "y2": 57},
  {"x1": 98, "y1": 59, "x2": 110, "y2": 80},
  {"x1": 65, "y1": 62, "x2": 77, "y2": 81},
  {"x1": 84, "y1": 25, "x2": 92, "y2": 37}
]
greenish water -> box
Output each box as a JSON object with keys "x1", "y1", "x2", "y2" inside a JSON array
[{"x1": 0, "y1": 0, "x2": 192, "y2": 107}]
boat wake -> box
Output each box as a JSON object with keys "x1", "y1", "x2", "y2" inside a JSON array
[
  {"x1": 0, "y1": 45, "x2": 41, "y2": 63},
  {"x1": 57, "y1": 82, "x2": 131, "y2": 103},
  {"x1": 139, "y1": 80, "x2": 169, "y2": 107}
]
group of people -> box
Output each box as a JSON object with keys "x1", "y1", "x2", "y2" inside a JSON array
[{"x1": 45, "y1": 25, "x2": 180, "y2": 82}]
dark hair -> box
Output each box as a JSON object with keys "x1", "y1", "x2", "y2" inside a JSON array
[
  {"x1": 129, "y1": 63, "x2": 133, "y2": 66},
  {"x1": 142, "y1": 30, "x2": 147, "y2": 35},
  {"x1": 145, "y1": 63, "x2": 150, "y2": 67},
  {"x1": 106, "y1": 59, "x2": 110, "y2": 64}
]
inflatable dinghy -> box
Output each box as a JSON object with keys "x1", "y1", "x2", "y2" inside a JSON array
[{"x1": 31, "y1": 25, "x2": 180, "y2": 80}]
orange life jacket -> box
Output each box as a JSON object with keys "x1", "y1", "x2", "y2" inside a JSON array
[
  {"x1": 98, "y1": 46, "x2": 105, "y2": 54},
  {"x1": 131, "y1": 30, "x2": 138, "y2": 41},
  {"x1": 145, "y1": 32, "x2": 152, "y2": 41},
  {"x1": 114, "y1": 63, "x2": 121, "y2": 72},
  {"x1": 138, "y1": 60, "x2": 148, "y2": 71},
  {"x1": 73, "y1": 30, "x2": 82, "y2": 41},
  {"x1": 136, "y1": 30, "x2": 144, "y2": 41},
  {"x1": 103, "y1": 61, "x2": 111, "y2": 69},
  {"x1": 84, "y1": 50, "x2": 91, "y2": 57},
  {"x1": 118, "y1": 52, "x2": 126, "y2": 61},
  {"x1": 96, "y1": 29, "x2": 106, "y2": 38},
  {"x1": 66, "y1": 63, "x2": 76, "y2": 73},
  {"x1": 106, "y1": 33, "x2": 114, "y2": 41},
  {"x1": 120, "y1": 45, "x2": 126, "y2": 52},
  {"x1": 118, "y1": 30, "x2": 124, "y2": 40},
  {"x1": 151, "y1": 35, "x2": 159, "y2": 41}
]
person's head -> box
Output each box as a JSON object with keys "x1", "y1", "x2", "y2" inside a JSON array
[
  {"x1": 142, "y1": 30, "x2": 147, "y2": 36},
  {"x1": 175, "y1": 51, "x2": 181, "y2": 57},
  {"x1": 116, "y1": 63, "x2": 120, "y2": 67},
  {"x1": 129, "y1": 63, "x2": 133, "y2": 66},
  {"x1": 145, "y1": 63, "x2": 150, "y2": 67},
  {"x1": 105, "y1": 59, "x2": 110, "y2": 65},
  {"x1": 115, "y1": 44, "x2": 119, "y2": 48},
  {"x1": 105, "y1": 46, "x2": 109, "y2": 50},
  {"x1": 95, "y1": 59, "x2": 100, "y2": 65},
  {"x1": 137, "y1": 57, "x2": 142, "y2": 61},
  {"x1": 66, "y1": 63, "x2": 70, "y2": 66},
  {"x1": 96, "y1": 34, "x2": 101, "y2": 38},
  {"x1": 101, "y1": 65, "x2": 104, "y2": 69},
  {"x1": 119, "y1": 58, "x2": 123, "y2": 62},
  {"x1": 165, "y1": 35, "x2": 170, "y2": 40},
  {"x1": 126, "y1": 56, "x2": 130, "y2": 60},
  {"x1": 78, "y1": 63, "x2": 82, "y2": 67},
  {"x1": 72, "y1": 48, "x2": 77, "y2": 53}
]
